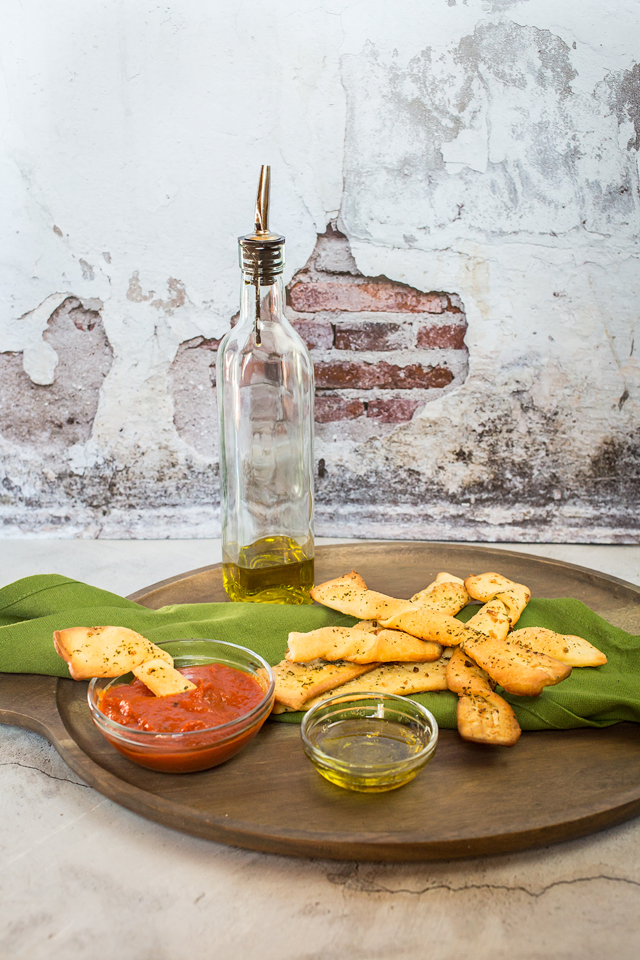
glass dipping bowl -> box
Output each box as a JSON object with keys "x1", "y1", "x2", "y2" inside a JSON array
[
  {"x1": 301, "y1": 692, "x2": 438, "y2": 792},
  {"x1": 88, "y1": 638, "x2": 275, "y2": 774}
]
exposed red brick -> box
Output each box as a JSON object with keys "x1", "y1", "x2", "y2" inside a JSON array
[
  {"x1": 426, "y1": 366, "x2": 455, "y2": 388},
  {"x1": 194, "y1": 336, "x2": 221, "y2": 351},
  {"x1": 314, "y1": 360, "x2": 453, "y2": 391},
  {"x1": 417, "y1": 323, "x2": 467, "y2": 350},
  {"x1": 314, "y1": 395, "x2": 365, "y2": 423},
  {"x1": 367, "y1": 399, "x2": 421, "y2": 422},
  {"x1": 315, "y1": 361, "x2": 377, "y2": 389},
  {"x1": 288, "y1": 281, "x2": 447, "y2": 314},
  {"x1": 176, "y1": 336, "x2": 221, "y2": 385},
  {"x1": 290, "y1": 319, "x2": 334, "y2": 350},
  {"x1": 334, "y1": 322, "x2": 402, "y2": 352}
]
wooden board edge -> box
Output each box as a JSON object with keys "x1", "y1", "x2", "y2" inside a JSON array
[
  {"x1": 9, "y1": 677, "x2": 634, "y2": 863},
  {"x1": 126, "y1": 541, "x2": 640, "y2": 605},
  {"x1": 36, "y1": 712, "x2": 640, "y2": 861}
]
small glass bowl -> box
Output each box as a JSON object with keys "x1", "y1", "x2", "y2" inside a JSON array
[
  {"x1": 88, "y1": 638, "x2": 275, "y2": 774},
  {"x1": 301, "y1": 692, "x2": 438, "y2": 792}
]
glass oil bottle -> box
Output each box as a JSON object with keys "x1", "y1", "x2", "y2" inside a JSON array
[{"x1": 216, "y1": 166, "x2": 315, "y2": 603}]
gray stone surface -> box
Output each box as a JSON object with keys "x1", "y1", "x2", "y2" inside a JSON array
[{"x1": 1, "y1": 539, "x2": 639, "y2": 959}]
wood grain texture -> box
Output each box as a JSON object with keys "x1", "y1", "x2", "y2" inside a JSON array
[{"x1": 2, "y1": 542, "x2": 640, "y2": 861}]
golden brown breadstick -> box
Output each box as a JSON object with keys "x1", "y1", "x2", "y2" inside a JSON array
[
  {"x1": 269, "y1": 659, "x2": 380, "y2": 711},
  {"x1": 288, "y1": 652, "x2": 453, "y2": 712},
  {"x1": 446, "y1": 646, "x2": 521, "y2": 746},
  {"x1": 464, "y1": 572, "x2": 521, "y2": 601},
  {"x1": 446, "y1": 645, "x2": 495, "y2": 696},
  {"x1": 457, "y1": 691, "x2": 522, "y2": 747},
  {"x1": 382, "y1": 594, "x2": 508, "y2": 647},
  {"x1": 53, "y1": 625, "x2": 173, "y2": 680},
  {"x1": 310, "y1": 571, "x2": 407, "y2": 620},
  {"x1": 465, "y1": 598, "x2": 511, "y2": 641},
  {"x1": 464, "y1": 572, "x2": 531, "y2": 627},
  {"x1": 409, "y1": 579, "x2": 469, "y2": 614},
  {"x1": 286, "y1": 621, "x2": 443, "y2": 664},
  {"x1": 312, "y1": 570, "x2": 469, "y2": 625},
  {"x1": 461, "y1": 631, "x2": 571, "y2": 696},
  {"x1": 132, "y1": 658, "x2": 196, "y2": 696},
  {"x1": 510, "y1": 627, "x2": 607, "y2": 667},
  {"x1": 459, "y1": 597, "x2": 572, "y2": 696},
  {"x1": 378, "y1": 607, "x2": 476, "y2": 646}
]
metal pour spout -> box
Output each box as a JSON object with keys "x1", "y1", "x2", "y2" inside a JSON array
[
  {"x1": 255, "y1": 165, "x2": 270, "y2": 234},
  {"x1": 238, "y1": 166, "x2": 285, "y2": 282}
]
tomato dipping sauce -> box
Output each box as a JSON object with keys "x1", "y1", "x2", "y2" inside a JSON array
[
  {"x1": 95, "y1": 662, "x2": 272, "y2": 774},
  {"x1": 101, "y1": 664, "x2": 266, "y2": 732}
]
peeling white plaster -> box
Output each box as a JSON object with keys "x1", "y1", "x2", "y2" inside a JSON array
[
  {"x1": 442, "y1": 125, "x2": 489, "y2": 175},
  {"x1": 1, "y1": 293, "x2": 67, "y2": 385},
  {"x1": 0, "y1": 0, "x2": 638, "y2": 539}
]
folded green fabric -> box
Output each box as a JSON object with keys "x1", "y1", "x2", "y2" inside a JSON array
[{"x1": 0, "y1": 573, "x2": 638, "y2": 732}]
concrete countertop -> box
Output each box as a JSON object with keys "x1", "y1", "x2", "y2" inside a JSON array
[{"x1": 1, "y1": 539, "x2": 639, "y2": 960}]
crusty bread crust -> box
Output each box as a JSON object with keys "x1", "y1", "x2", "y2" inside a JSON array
[
  {"x1": 311, "y1": 571, "x2": 469, "y2": 630},
  {"x1": 465, "y1": 598, "x2": 511, "y2": 641},
  {"x1": 53, "y1": 625, "x2": 172, "y2": 680},
  {"x1": 464, "y1": 572, "x2": 519, "y2": 601},
  {"x1": 286, "y1": 621, "x2": 443, "y2": 664},
  {"x1": 446, "y1": 645, "x2": 495, "y2": 696},
  {"x1": 409, "y1": 580, "x2": 469, "y2": 614},
  {"x1": 446, "y1": 645, "x2": 521, "y2": 746},
  {"x1": 461, "y1": 632, "x2": 572, "y2": 697},
  {"x1": 310, "y1": 571, "x2": 407, "y2": 620},
  {"x1": 132, "y1": 658, "x2": 196, "y2": 696},
  {"x1": 293, "y1": 653, "x2": 453, "y2": 712},
  {"x1": 270, "y1": 659, "x2": 380, "y2": 711},
  {"x1": 377, "y1": 607, "x2": 474, "y2": 645},
  {"x1": 457, "y1": 691, "x2": 522, "y2": 747},
  {"x1": 464, "y1": 573, "x2": 531, "y2": 627},
  {"x1": 510, "y1": 627, "x2": 607, "y2": 667}
]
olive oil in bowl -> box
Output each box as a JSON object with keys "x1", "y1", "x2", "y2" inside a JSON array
[{"x1": 301, "y1": 693, "x2": 439, "y2": 792}]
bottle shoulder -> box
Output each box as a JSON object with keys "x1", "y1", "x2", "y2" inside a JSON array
[{"x1": 217, "y1": 317, "x2": 313, "y2": 365}]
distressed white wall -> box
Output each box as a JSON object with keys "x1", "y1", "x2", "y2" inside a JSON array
[{"x1": 0, "y1": 0, "x2": 638, "y2": 540}]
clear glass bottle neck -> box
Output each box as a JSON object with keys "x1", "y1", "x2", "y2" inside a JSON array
[{"x1": 239, "y1": 273, "x2": 285, "y2": 329}]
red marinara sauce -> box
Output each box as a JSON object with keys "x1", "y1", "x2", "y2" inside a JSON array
[{"x1": 98, "y1": 664, "x2": 269, "y2": 773}]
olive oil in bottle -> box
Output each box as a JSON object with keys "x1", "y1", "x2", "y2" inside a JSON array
[
  {"x1": 216, "y1": 167, "x2": 315, "y2": 603},
  {"x1": 222, "y1": 535, "x2": 314, "y2": 604}
]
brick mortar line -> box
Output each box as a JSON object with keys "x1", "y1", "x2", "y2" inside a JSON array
[
  {"x1": 309, "y1": 349, "x2": 468, "y2": 360},
  {"x1": 286, "y1": 310, "x2": 467, "y2": 322}
]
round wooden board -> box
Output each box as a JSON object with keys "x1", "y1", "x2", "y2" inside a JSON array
[{"x1": 2, "y1": 541, "x2": 640, "y2": 862}]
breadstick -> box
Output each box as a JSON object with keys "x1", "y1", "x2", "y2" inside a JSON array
[
  {"x1": 310, "y1": 571, "x2": 407, "y2": 620},
  {"x1": 510, "y1": 627, "x2": 607, "y2": 667},
  {"x1": 461, "y1": 630, "x2": 571, "y2": 696},
  {"x1": 464, "y1": 572, "x2": 531, "y2": 627},
  {"x1": 446, "y1": 645, "x2": 495, "y2": 696},
  {"x1": 464, "y1": 572, "x2": 524, "y2": 601},
  {"x1": 464, "y1": 597, "x2": 511, "y2": 641},
  {"x1": 53, "y1": 625, "x2": 173, "y2": 680},
  {"x1": 269, "y1": 659, "x2": 380, "y2": 711},
  {"x1": 132, "y1": 658, "x2": 196, "y2": 696},
  {"x1": 377, "y1": 607, "x2": 476, "y2": 646},
  {"x1": 286, "y1": 621, "x2": 442, "y2": 664},
  {"x1": 311, "y1": 570, "x2": 469, "y2": 626},
  {"x1": 446, "y1": 646, "x2": 521, "y2": 746},
  {"x1": 410, "y1": 578, "x2": 469, "y2": 614},
  {"x1": 457, "y1": 691, "x2": 522, "y2": 747},
  {"x1": 289, "y1": 653, "x2": 453, "y2": 712}
]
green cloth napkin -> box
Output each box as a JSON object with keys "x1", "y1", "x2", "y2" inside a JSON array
[{"x1": 0, "y1": 573, "x2": 639, "y2": 731}]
